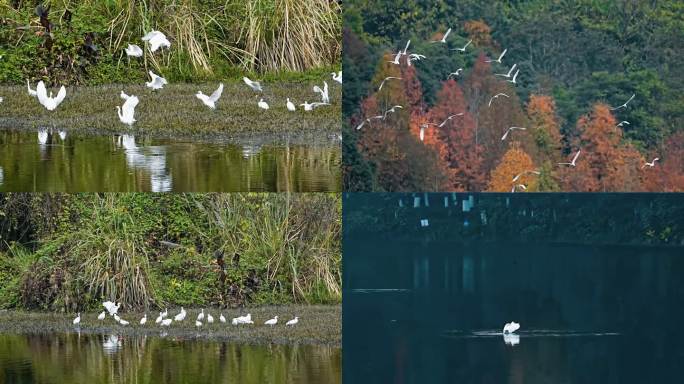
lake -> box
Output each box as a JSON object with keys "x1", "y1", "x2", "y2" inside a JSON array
[
  {"x1": 0, "y1": 129, "x2": 340, "y2": 192},
  {"x1": 343, "y1": 193, "x2": 684, "y2": 384},
  {"x1": 0, "y1": 332, "x2": 341, "y2": 384}
]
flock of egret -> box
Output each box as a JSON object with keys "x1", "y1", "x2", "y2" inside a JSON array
[
  {"x1": 355, "y1": 25, "x2": 659, "y2": 188},
  {"x1": 16, "y1": 29, "x2": 341, "y2": 129},
  {"x1": 72, "y1": 301, "x2": 299, "y2": 329}
]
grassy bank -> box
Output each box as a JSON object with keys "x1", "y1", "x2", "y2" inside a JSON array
[
  {"x1": 0, "y1": 82, "x2": 341, "y2": 140},
  {"x1": 0, "y1": 305, "x2": 341, "y2": 346},
  {"x1": 0, "y1": 193, "x2": 341, "y2": 312}
]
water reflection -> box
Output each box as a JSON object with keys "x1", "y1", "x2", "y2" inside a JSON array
[
  {"x1": 0, "y1": 332, "x2": 341, "y2": 384},
  {"x1": 0, "y1": 129, "x2": 340, "y2": 192}
]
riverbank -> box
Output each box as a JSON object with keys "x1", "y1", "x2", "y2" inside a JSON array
[
  {"x1": 0, "y1": 82, "x2": 340, "y2": 144},
  {"x1": 0, "y1": 305, "x2": 340, "y2": 347}
]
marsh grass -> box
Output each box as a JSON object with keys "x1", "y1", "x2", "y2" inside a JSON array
[
  {"x1": 0, "y1": 81, "x2": 341, "y2": 140},
  {"x1": 0, "y1": 305, "x2": 340, "y2": 345}
]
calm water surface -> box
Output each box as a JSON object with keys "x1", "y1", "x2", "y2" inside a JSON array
[
  {"x1": 0, "y1": 129, "x2": 340, "y2": 192},
  {"x1": 0, "y1": 332, "x2": 340, "y2": 384}
]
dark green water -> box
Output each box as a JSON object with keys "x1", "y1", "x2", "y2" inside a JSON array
[
  {"x1": 0, "y1": 332, "x2": 340, "y2": 384},
  {"x1": 0, "y1": 130, "x2": 340, "y2": 192},
  {"x1": 344, "y1": 193, "x2": 684, "y2": 384}
]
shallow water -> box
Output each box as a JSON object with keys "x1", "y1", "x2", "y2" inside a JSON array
[
  {"x1": 0, "y1": 129, "x2": 340, "y2": 192},
  {"x1": 0, "y1": 332, "x2": 341, "y2": 384}
]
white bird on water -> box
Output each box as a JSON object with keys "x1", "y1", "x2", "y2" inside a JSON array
[
  {"x1": 265, "y1": 316, "x2": 278, "y2": 326},
  {"x1": 495, "y1": 64, "x2": 518, "y2": 78},
  {"x1": 174, "y1": 307, "x2": 186, "y2": 322},
  {"x1": 98, "y1": 311, "x2": 106, "y2": 320},
  {"x1": 642, "y1": 158, "x2": 659, "y2": 169},
  {"x1": 26, "y1": 80, "x2": 37, "y2": 97},
  {"x1": 140, "y1": 314, "x2": 147, "y2": 325},
  {"x1": 332, "y1": 71, "x2": 342, "y2": 84},
  {"x1": 486, "y1": 48, "x2": 508, "y2": 64},
  {"x1": 558, "y1": 150, "x2": 581, "y2": 167},
  {"x1": 313, "y1": 81, "x2": 330, "y2": 104},
  {"x1": 610, "y1": 93, "x2": 636, "y2": 111},
  {"x1": 489, "y1": 93, "x2": 510, "y2": 107},
  {"x1": 378, "y1": 77, "x2": 402, "y2": 91},
  {"x1": 501, "y1": 126, "x2": 526, "y2": 141},
  {"x1": 243, "y1": 76, "x2": 262, "y2": 92},
  {"x1": 142, "y1": 30, "x2": 171, "y2": 52},
  {"x1": 116, "y1": 94, "x2": 139, "y2": 127},
  {"x1": 258, "y1": 98, "x2": 269, "y2": 110},
  {"x1": 195, "y1": 83, "x2": 223, "y2": 109},
  {"x1": 36, "y1": 81, "x2": 67, "y2": 111},
  {"x1": 145, "y1": 70, "x2": 167, "y2": 90},
  {"x1": 73, "y1": 313, "x2": 81, "y2": 325},
  {"x1": 286, "y1": 317, "x2": 299, "y2": 326},
  {"x1": 503, "y1": 322, "x2": 520, "y2": 334},
  {"x1": 451, "y1": 39, "x2": 472, "y2": 53},
  {"x1": 125, "y1": 44, "x2": 143, "y2": 57},
  {"x1": 430, "y1": 28, "x2": 452, "y2": 44},
  {"x1": 286, "y1": 98, "x2": 296, "y2": 111}
]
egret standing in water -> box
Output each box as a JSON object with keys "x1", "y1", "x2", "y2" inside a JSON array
[
  {"x1": 116, "y1": 94, "x2": 139, "y2": 127},
  {"x1": 243, "y1": 77, "x2": 262, "y2": 92},
  {"x1": 195, "y1": 83, "x2": 224, "y2": 110}
]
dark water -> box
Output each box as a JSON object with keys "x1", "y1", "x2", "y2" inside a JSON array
[
  {"x1": 0, "y1": 130, "x2": 340, "y2": 192},
  {"x1": 0, "y1": 332, "x2": 340, "y2": 384},
  {"x1": 344, "y1": 194, "x2": 684, "y2": 384}
]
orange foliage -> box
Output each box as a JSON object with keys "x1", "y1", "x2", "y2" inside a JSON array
[
  {"x1": 527, "y1": 95, "x2": 562, "y2": 161},
  {"x1": 643, "y1": 132, "x2": 684, "y2": 192},
  {"x1": 464, "y1": 20, "x2": 493, "y2": 47},
  {"x1": 487, "y1": 142, "x2": 537, "y2": 192}
]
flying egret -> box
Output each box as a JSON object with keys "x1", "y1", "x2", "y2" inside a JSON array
[
  {"x1": 558, "y1": 150, "x2": 581, "y2": 167},
  {"x1": 98, "y1": 311, "x2": 106, "y2": 320},
  {"x1": 220, "y1": 313, "x2": 226, "y2": 323},
  {"x1": 116, "y1": 94, "x2": 139, "y2": 127},
  {"x1": 140, "y1": 314, "x2": 147, "y2": 325},
  {"x1": 512, "y1": 170, "x2": 540, "y2": 183},
  {"x1": 388, "y1": 51, "x2": 402, "y2": 65},
  {"x1": 332, "y1": 71, "x2": 342, "y2": 84},
  {"x1": 447, "y1": 69, "x2": 463, "y2": 79},
  {"x1": 258, "y1": 98, "x2": 269, "y2": 110},
  {"x1": 195, "y1": 83, "x2": 223, "y2": 109},
  {"x1": 355, "y1": 115, "x2": 384, "y2": 130},
  {"x1": 125, "y1": 44, "x2": 143, "y2": 57},
  {"x1": 610, "y1": 93, "x2": 636, "y2": 111},
  {"x1": 174, "y1": 307, "x2": 186, "y2": 321},
  {"x1": 197, "y1": 309, "x2": 205, "y2": 321},
  {"x1": 488, "y1": 93, "x2": 510, "y2": 107},
  {"x1": 617, "y1": 121, "x2": 630, "y2": 127},
  {"x1": 26, "y1": 80, "x2": 37, "y2": 97},
  {"x1": 419, "y1": 123, "x2": 439, "y2": 142},
  {"x1": 430, "y1": 28, "x2": 452, "y2": 44},
  {"x1": 452, "y1": 39, "x2": 472, "y2": 52},
  {"x1": 642, "y1": 158, "x2": 659, "y2": 169},
  {"x1": 145, "y1": 70, "x2": 167, "y2": 90},
  {"x1": 243, "y1": 77, "x2": 262, "y2": 92},
  {"x1": 507, "y1": 69, "x2": 520, "y2": 84},
  {"x1": 161, "y1": 318, "x2": 172, "y2": 326},
  {"x1": 286, "y1": 98, "x2": 296, "y2": 111},
  {"x1": 286, "y1": 317, "x2": 299, "y2": 326},
  {"x1": 313, "y1": 81, "x2": 330, "y2": 103},
  {"x1": 265, "y1": 316, "x2": 278, "y2": 326},
  {"x1": 511, "y1": 184, "x2": 528, "y2": 192},
  {"x1": 207, "y1": 313, "x2": 214, "y2": 324},
  {"x1": 300, "y1": 101, "x2": 328, "y2": 111},
  {"x1": 141, "y1": 30, "x2": 170, "y2": 52},
  {"x1": 486, "y1": 48, "x2": 508, "y2": 63},
  {"x1": 501, "y1": 126, "x2": 527, "y2": 141},
  {"x1": 495, "y1": 64, "x2": 518, "y2": 78},
  {"x1": 503, "y1": 322, "x2": 520, "y2": 334},
  {"x1": 400, "y1": 40, "x2": 411, "y2": 56},
  {"x1": 407, "y1": 53, "x2": 426, "y2": 66},
  {"x1": 378, "y1": 77, "x2": 402, "y2": 91},
  {"x1": 383, "y1": 105, "x2": 403, "y2": 119},
  {"x1": 438, "y1": 113, "x2": 464, "y2": 128},
  {"x1": 36, "y1": 81, "x2": 66, "y2": 111},
  {"x1": 73, "y1": 313, "x2": 81, "y2": 325}
]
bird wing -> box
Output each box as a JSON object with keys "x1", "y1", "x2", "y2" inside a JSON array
[
  {"x1": 122, "y1": 96, "x2": 139, "y2": 118},
  {"x1": 313, "y1": 85, "x2": 322, "y2": 94},
  {"x1": 36, "y1": 81, "x2": 48, "y2": 105},
  {"x1": 209, "y1": 83, "x2": 224, "y2": 102},
  {"x1": 498, "y1": 48, "x2": 508, "y2": 61},
  {"x1": 572, "y1": 150, "x2": 581, "y2": 163},
  {"x1": 54, "y1": 86, "x2": 67, "y2": 105},
  {"x1": 142, "y1": 31, "x2": 159, "y2": 41},
  {"x1": 443, "y1": 28, "x2": 452, "y2": 40},
  {"x1": 501, "y1": 129, "x2": 510, "y2": 141}
]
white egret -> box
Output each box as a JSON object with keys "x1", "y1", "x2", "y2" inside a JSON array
[
  {"x1": 207, "y1": 313, "x2": 214, "y2": 324},
  {"x1": 27, "y1": 80, "x2": 37, "y2": 97},
  {"x1": 407, "y1": 53, "x2": 426, "y2": 66},
  {"x1": 36, "y1": 81, "x2": 66, "y2": 111},
  {"x1": 430, "y1": 28, "x2": 452, "y2": 44},
  {"x1": 451, "y1": 39, "x2": 472, "y2": 52},
  {"x1": 114, "y1": 314, "x2": 121, "y2": 322},
  {"x1": 73, "y1": 313, "x2": 81, "y2": 325},
  {"x1": 507, "y1": 69, "x2": 520, "y2": 84},
  {"x1": 511, "y1": 184, "x2": 528, "y2": 192},
  {"x1": 116, "y1": 94, "x2": 139, "y2": 127},
  {"x1": 141, "y1": 30, "x2": 170, "y2": 52},
  {"x1": 125, "y1": 44, "x2": 143, "y2": 57},
  {"x1": 161, "y1": 318, "x2": 172, "y2": 326},
  {"x1": 58, "y1": 130, "x2": 66, "y2": 141},
  {"x1": 503, "y1": 333, "x2": 520, "y2": 346},
  {"x1": 160, "y1": 308, "x2": 168, "y2": 318},
  {"x1": 219, "y1": 313, "x2": 226, "y2": 323},
  {"x1": 486, "y1": 48, "x2": 508, "y2": 63},
  {"x1": 501, "y1": 126, "x2": 526, "y2": 141},
  {"x1": 383, "y1": 105, "x2": 403, "y2": 119},
  {"x1": 355, "y1": 115, "x2": 384, "y2": 130},
  {"x1": 103, "y1": 301, "x2": 120, "y2": 316},
  {"x1": 145, "y1": 71, "x2": 167, "y2": 90},
  {"x1": 195, "y1": 320, "x2": 202, "y2": 327},
  {"x1": 0, "y1": 97, "x2": 3, "y2": 103},
  {"x1": 195, "y1": 83, "x2": 223, "y2": 109},
  {"x1": 264, "y1": 316, "x2": 278, "y2": 326},
  {"x1": 558, "y1": 150, "x2": 581, "y2": 167},
  {"x1": 258, "y1": 98, "x2": 269, "y2": 110},
  {"x1": 299, "y1": 101, "x2": 329, "y2": 111},
  {"x1": 119, "y1": 318, "x2": 129, "y2": 326},
  {"x1": 38, "y1": 129, "x2": 48, "y2": 145},
  {"x1": 332, "y1": 71, "x2": 342, "y2": 84},
  {"x1": 610, "y1": 93, "x2": 636, "y2": 111},
  {"x1": 140, "y1": 314, "x2": 147, "y2": 325},
  {"x1": 286, "y1": 317, "x2": 299, "y2": 326},
  {"x1": 286, "y1": 98, "x2": 296, "y2": 111},
  {"x1": 120, "y1": 91, "x2": 131, "y2": 100},
  {"x1": 447, "y1": 69, "x2": 463, "y2": 79},
  {"x1": 401, "y1": 40, "x2": 411, "y2": 55},
  {"x1": 438, "y1": 113, "x2": 464, "y2": 127},
  {"x1": 243, "y1": 76, "x2": 262, "y2": 92},
  {"x1": 503, "y1": 322, "x2": 520, "y2": 334},
  {"x1": 174, "y1": 307, "x2": 186, "y2": 321},
  {"x1": 197, "y1": 309, "x2": 205, "y2": 321},
  {"x1": 489, "y1": 93, "x2": 510, "y2": 107},
  {"x1": 495, "y1": 64, "x2": 518, "y2": 78},
  {"x1": 98, "y1": 311, "x2": 106, "y2": 320},
  {"x1": 387, "y1": 51, "x2": 402, "y2": 65},
  {"x1": 512, "y1": 170, "x2": 540, "y2": 182},
  {"x1": 377, "y1": 77, "x2": 402, "y2": 91},
  {"x1": 642, "y1": 158, "x2": 659, "y2": 169},
  {"x1": 419, "y1": 123, "x2": 439, "y2": 142},
  {"x1": 617, "y1": 121, "x2": 630, "y2": 127},
  {"x1": 155, "y1": 312, "x2": 163, "y2": 324},
  {"x1": 313, "y1": 81, "x2": 330, "y2": 104}
]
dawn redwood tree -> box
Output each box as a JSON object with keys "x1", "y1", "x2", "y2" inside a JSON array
[
  {"x1": 487, "y1": 142, "x2": 537, "y2": 192},
  {"x1": 527, "y1": 94, "x2": 562, "y2": 162}
]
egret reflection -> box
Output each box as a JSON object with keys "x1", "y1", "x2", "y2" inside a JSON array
[
  {"x1": 117, "y1": 134, "x2": 172, "y2": 192},
  {"x1": 503, "y1": 333, "x2": 520, "y2": 346},
  {"x1": 102, "y1": 334, "x2": 123, "y2": 354},
  {"x1": 242, "y1": 144, "x2": 262, "y2": 158}
]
